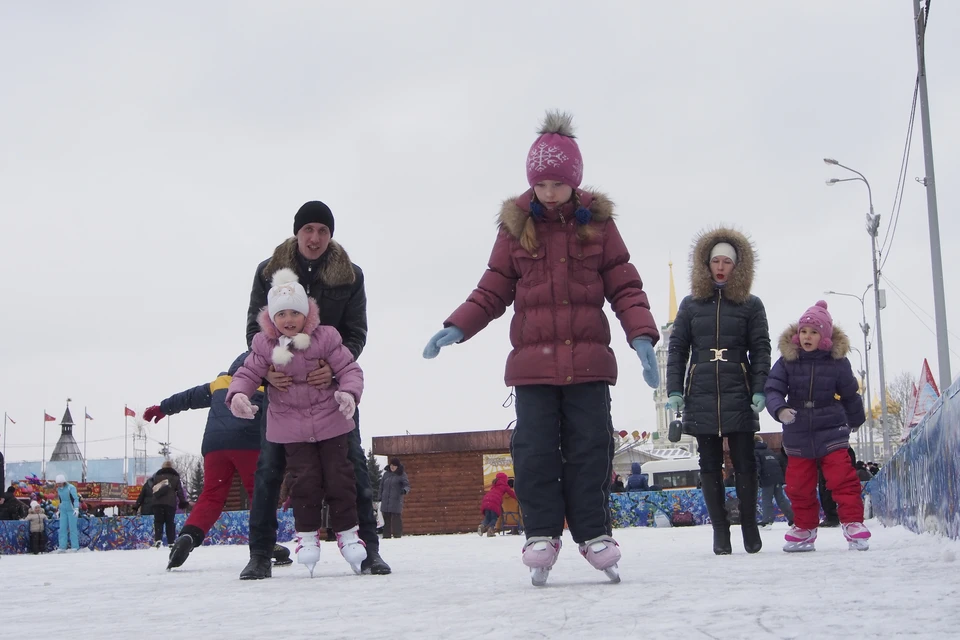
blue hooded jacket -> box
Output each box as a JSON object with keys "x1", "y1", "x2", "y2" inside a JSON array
[
  {"x1": 159, "y1": 353, "x2": 263, "y2": 455},
  {"x1": 625, "y1": 462, "x2": 650, "y2": 492}
]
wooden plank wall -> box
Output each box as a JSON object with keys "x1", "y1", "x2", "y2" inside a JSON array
[{"x1": 400, "y1": 450, "x2": 502, "y2": 535}]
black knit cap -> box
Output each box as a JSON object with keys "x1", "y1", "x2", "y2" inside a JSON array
[{"x1": 293, "y1": 201, "x2": 335, "y2": 237}]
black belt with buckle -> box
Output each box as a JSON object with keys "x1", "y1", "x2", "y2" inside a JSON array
[
  {"x1": 690, "y1": 349, "x2": 747, "y2": 364},
  {"x1": 789, "y1": 400, "x2": 820, "y2": 409}
]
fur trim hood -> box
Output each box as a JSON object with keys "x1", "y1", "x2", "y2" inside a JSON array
[
  {"x1": 777, "y1": 323, "x2": 851, "y2": 361},
  {"x1": 690, "y1": 227, "x2": 756, "y2": 304},
  {"x1": 262, "y1": 238, "x2": 356, "y2": 288},
  {"x1": 497, "y1": 188, "x2": 615, "y2": 239},
  {"x1": 257, "y1": 298, "x2": 321, "y2": 366}
]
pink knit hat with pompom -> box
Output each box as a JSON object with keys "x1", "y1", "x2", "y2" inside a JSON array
[{"x1": 796, "y1": 300, "x2": 833, "y2": 351}]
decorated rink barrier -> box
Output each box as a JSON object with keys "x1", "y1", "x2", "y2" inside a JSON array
[{"x1": 867, "y1": 376, "x2": 960, "y2": 539}]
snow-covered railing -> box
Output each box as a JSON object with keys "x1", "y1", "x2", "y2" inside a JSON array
[{"x1": 868, "y1": 375, "x2": 960, "y2": 539}]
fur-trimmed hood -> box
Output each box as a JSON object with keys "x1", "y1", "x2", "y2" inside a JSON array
[
  {"x1": 497, "y1": 188, "x2": 615, "y2": 239},
  {"x1": 690, "y1": 227, "x2": 756, "y2": 304},
  {"x1": 777, "y1": 323, "x2": 851, "y2": 361},
  {"x1": 261, "y1": 238, "x2": 356, "y2": 288},
  {"x1": 257, "y1": 299, "x2": 321, "y2": 366}
]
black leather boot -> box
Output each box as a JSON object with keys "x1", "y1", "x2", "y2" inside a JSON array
[
  {"x1": 360, "y1": 548, "x2": 392, "y2": 575},
  {"x1": 700, "y1": 472, "x2": 732, "y2": 555},
  {"x1": 736, "y1": 473, "x2": 762, "y2": 554},
  {"x1": 239, "y1": 554, "x2": 272, "y2": 580}
]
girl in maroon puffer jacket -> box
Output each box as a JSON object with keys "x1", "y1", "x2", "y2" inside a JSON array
[{"x1": 423, "y1": 111, "x2": 660, "y2": 586}]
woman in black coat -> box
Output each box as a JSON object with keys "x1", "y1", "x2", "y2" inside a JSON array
[{"x1": 667, "y1": 228, "x2": 771, "y2": 554}]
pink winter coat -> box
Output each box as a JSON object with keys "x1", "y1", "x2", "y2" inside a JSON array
[
  {"x1": 480, "y1": 473, "x2": 517, "y2": 516},
  {"x1": 446, "y1": 189, "x2": 659, "y2": 387},
  {"x1": 226, "y1": 300, "x2": 364, "y2": 445}
]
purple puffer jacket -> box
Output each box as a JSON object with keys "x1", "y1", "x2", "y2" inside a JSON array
[
  {"x1": 446, "y1": 189, "x2": 659, "y2": 387},
  {"x1": 764, "y1": 324, "x2": 865, "y2": 459},
  {"x1": 226, "y1": 300, "x2": 363, "y2": 445}
]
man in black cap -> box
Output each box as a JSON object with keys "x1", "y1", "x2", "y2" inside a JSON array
[{"x1": 239, "y1": 200, "x2": 391, "y2": 579}]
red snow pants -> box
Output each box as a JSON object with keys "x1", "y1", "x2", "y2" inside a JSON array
[
  {"x1": 183, "y1": 449, "x2": 259, "y2": 535},
  {"x1": 785, "y1": 448, "x2": 864, "y2": 530}
]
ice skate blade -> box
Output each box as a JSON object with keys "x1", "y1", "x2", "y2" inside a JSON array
[
  {"x1": 306, "y1": 563, "x2": 317, "y2": 578},
  {"x1": 603, "y1": 566, "x2": 621, "y2": 584},
  {"x1": 530, "y1": 567, "x2": 551, "y2": 587},
  {"x1": 848, "y1": 540, "x2": 870, "y2": 551},
  {"x1": 782, "y1": 543, "x2": 816, "y2": 553}
]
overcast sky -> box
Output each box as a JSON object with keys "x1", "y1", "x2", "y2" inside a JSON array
[{"x1": 2, "y1": 2, "x2": 958, "y2": 464}]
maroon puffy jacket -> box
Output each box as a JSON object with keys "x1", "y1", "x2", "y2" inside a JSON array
[{"x1": 447, "y1": 189, "x2": 659, "y2": 387}]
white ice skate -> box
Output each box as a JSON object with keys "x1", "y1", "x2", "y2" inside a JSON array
[
  {"x1": 842, "y1": 522, "x2": 871, "y2": 551},
  {"x1": 783, "y1": 526, "x2": 817, "y2": 553},
  {"x1": 336, "y1": 526, "x2": 367, "y2": 575},
  {"x1": 295, "y1": 531, "x2": 321, "y2": 577},
  {"x1": 578, "y1": 535, "x2": 621, "y2": 584},
  {"x1": 521, "y1": 537, "x2": 561, "y2": 587}
]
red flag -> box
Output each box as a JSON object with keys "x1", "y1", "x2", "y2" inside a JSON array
[
  {"x1": 44, "y1": 412, "x2": 57, "y2": 422},
  {"x1": 6, "y1": 415, "x2": 14, "y2": 424},
  {"x1": 124, "y1": 407, "x2": 136, "y2": 418}
]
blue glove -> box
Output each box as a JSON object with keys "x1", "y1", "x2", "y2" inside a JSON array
[
  {"x1": 422, "y1": 326, "x2": 465, "y2": 359},
  {"x1": 631, "y1": 337, "x2": 659, "y2": 389},
  {"x1": 751, "y1": 393, "x2": 765, "y2": 414},
  {"x1": 667, "y1": 393, "x2": 685, "y2": 413}
]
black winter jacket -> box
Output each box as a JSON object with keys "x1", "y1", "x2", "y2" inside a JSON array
[
  {"x1": 667, "y1": 228, "x2": 771, "y2": 437},
  {"x1": 246, "y1": 238, "x2": 367, "y2": 360}
]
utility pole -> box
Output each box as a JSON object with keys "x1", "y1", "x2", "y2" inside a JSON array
[{"x1": 912, "y1": 0, "x2": 951, "y2": 389}]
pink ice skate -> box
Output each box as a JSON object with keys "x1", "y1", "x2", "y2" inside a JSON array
[
  {"x1": 783, "y1": 526, "x2": 817, "y2": 553},
  {"x1": 578, "y1": 535, "x2": 621, "y2": 583},
  {"x1": 521, "y1": 537, "x2": 561, "y2": 587},
  {"x1": 842, "y1": 522, "x2": 871, "y2": 551}
]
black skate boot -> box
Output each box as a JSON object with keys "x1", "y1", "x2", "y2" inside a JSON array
[
  {"x1": 272, "y1": 543, "x2": 293, "y2": 566},
  {"x1": 167, "y1": 535, "x2": 195, "y2": 570}
]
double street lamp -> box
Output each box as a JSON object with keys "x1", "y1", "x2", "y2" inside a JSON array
[
  {"x1": 824, "y1": 158, "x2": 892, "y2": 461},
  {"x1": 825, "y1": 287, "x2": 876, "y2": 460}
]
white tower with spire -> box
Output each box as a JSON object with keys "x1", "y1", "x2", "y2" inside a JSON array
[{"x1": 653, "y1": 262, "x2": 697, "y2": 452}]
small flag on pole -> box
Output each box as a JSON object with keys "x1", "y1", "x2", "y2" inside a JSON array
[
  {"x1": 124, "y1": 407, "x2": 136, "y2": 418},
  {"x1": 7, "y1": 415, "x2": 15, "y2": 424},
  {"x1": 44, "y1": 412, "x2": 57, "y2": 422},
  {"x1": 85, "y1": 411, "x2": 94, "y2": 421}
]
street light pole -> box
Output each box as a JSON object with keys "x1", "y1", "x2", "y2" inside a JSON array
[
  {"x1": 848, "y1": 345, "x2": 866, "y2": 454},
  {"x1": 827, "y1": 287, "x2": 876, "y2": 461},
  {"x1": 824, "y1": 159, "x2": 891, "y2": 461},
  {"x1": 911, "y1": 0, "x2": 951, "y2": 390}
]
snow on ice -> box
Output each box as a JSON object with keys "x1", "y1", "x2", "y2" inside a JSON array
[{"x1": 4, "y1": 521, "x2": 959, "y2": 639}]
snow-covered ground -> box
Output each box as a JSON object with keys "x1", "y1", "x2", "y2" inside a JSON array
[{"x1": 5, "y1": 521, "x2": 958, "y2": 639}]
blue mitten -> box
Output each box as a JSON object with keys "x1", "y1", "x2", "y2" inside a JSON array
[
  {"x1": 631, "y1": 337, "x2": 660, "y2": 388},
  {"x1": 750, "y1": 393, "x2": 765, "y2": 414},
  {"x1": 423, "y1": 326, "x2": 465, "y2": 359},
  {"x1": 667, "y1": 393, "x2": 685, "y2": 413}
]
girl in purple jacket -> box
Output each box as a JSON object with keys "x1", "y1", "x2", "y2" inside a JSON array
[
  {"x1": 227, "y1": 268, "x2": 366, "y2": 576},
  {"x1": 422, "y1": 111, "x2": 660, "y2": 586},
  {"x1": 764, "y1": 301, "x2": 871, "y2": 552}
]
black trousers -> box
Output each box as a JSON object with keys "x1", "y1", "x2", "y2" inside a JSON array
[
  {"x1": 153, "y1": 505, "x2": 176, "y2": 545},
  {"x1": 695, "y1": 432, "x2": 757, "y2": 476},
  {"x1": 382, "y1": 512, "x2": 403, "y2": 538},
  {"x1": 511, "y1": 382, "x2": 614, "y2": 544},
  {"x1": 29, "y1": 531, "x2": 47, "y2": 554}
]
